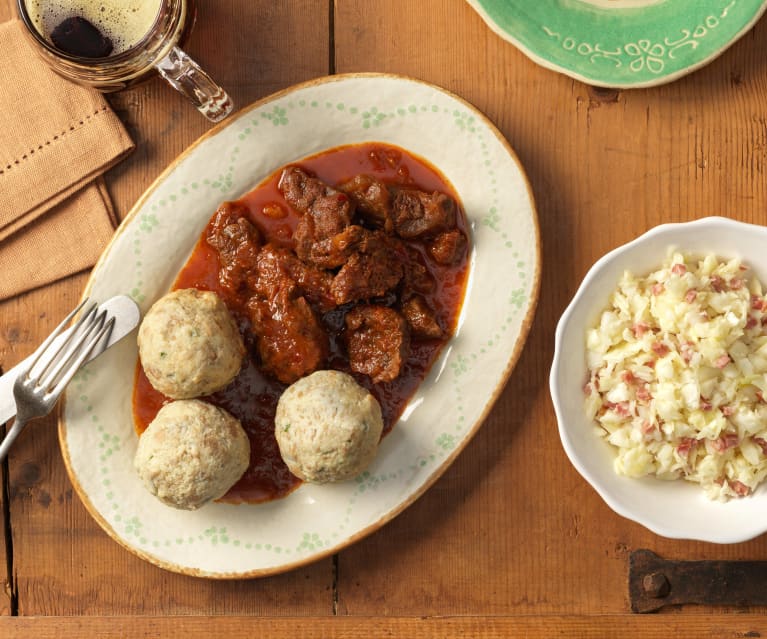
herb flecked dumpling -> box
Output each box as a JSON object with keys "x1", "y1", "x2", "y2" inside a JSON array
[{"x1": 138, "y1": 288, "x2": 245, "y2": 399}]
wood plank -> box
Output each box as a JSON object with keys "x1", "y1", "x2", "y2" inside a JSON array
[
  {"x1": 2, "y1": 614, "x2": 767, "y2": 638},
  {"x1": 333, "y1": 0, "x2": 767, "y2": 617},
  {"x1": 3, "y1": 1, "x2": 334, "y2": 616},
  {"x1": 3, "y1": 0, "x2": 767, "y2": 625},
  {"x1": 105, "y1": 1, "x2": 333, "y2": 222},
  {"x1": 2, "y1": 0, "x2": 17, "y2": 618}
]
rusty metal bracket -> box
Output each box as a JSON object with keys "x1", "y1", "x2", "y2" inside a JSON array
[{"x1": 630, "y1": 549, "x2": 767, "y2": 613}]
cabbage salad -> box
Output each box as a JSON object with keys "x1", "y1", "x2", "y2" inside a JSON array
[{"x1": 585, "y1": 252, "x2": 767, "y2": 500}]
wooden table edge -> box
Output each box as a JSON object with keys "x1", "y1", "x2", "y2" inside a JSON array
[{"x1": 0, "y1": 614, "x2": 763, "y2": 637}]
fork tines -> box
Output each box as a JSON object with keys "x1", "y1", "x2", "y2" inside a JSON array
[{"x1": 23, "y1": 298, "x2": 116, "y2": 396}]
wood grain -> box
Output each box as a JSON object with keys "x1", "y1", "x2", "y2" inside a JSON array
[
  {"x1": 2, "y1": 0, "x2": 24, "y2": 620},
  {"x1": 1, "y1": 0, "x2": 334, "y2": 617},
  {"x1": 1, "y1": 0, "x2": 767, "y2": 631},
  {"x1": 333, "y1": 0, "x2": 767, "y2": 617},
  {"x1": 2, "y1": 614, "x2": 767, "y2": 638}
]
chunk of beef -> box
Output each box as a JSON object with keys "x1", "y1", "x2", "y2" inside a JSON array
[
  {"x1": 253, "y1": 244, "x2": 335, "y2": 311},
  {"x1": 248, "y1": 289, "x2": 328, "y2": 384},
  {"x1": 279, "y1": 167, "x2": 349, "y2": 220},
  {"x1": 331, "y1": 231, "x2": 406, "y2": 305},
  {"x1": 401, "y1": 295, "x2": 442, "y2": 339},
  {"x1": 391, "y1": 189, "x2": 456, "y2": 239},
  {"x1": 206, "y1": 201, "x2": 262, "y2": 295},
  {"x1": 339, "y1": 174, "x2": 393, "y2": 232},
  {"x1": 345, "y1": 305, "x2": 410, "y2": 383},
  {"x1": 279, "y1": 166, "x2": 356, "y2": 267},
  {"x1": 250, "y1": 245, "x2": 292, "y2": 300},
  {"x1": 402, "y1": 247, "x2": 435, "y2": 296},
  {"x1": 428, "y1": 229, "x2": 467, "y2": 265},
  {"x1": 293, "y1": 222, "x2": 366, "y2": 269}
]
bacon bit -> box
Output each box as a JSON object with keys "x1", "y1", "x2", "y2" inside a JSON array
[
  {"x1": 711, "y1": 432, "x2": 739, "y2": 452},
  {"x1": 677, "y1": 437, "x2": 698, "y2": 456},
  {"x1": 714, "y1": 354, "x2": 731, "y2": 369},
  {"x1": 680, "y1": 342, "x2": 695, "y2": 364},
  {"x1": 646, "y1": 359, "x2": 656, "y2": 369},
  {"x1": 721, "y1": 405, "x2": 735, "y2": 417},
  {"x1": 747, "y1": 316, "x2": 758, "y2": 329},
  {"x1": 710, "y1": 275, "x2": 726, "y2": 292},
  {"x1": 632, "y1": 322, "x2": 651, "y2": 338},
  {"x1": 641, "y1": 420, "x2": 656, "y2": 435},
  {"x1": 723, "y1": 432, "x2": 740, "y2": 449},
  {"x1": 752, "y1": 295, "x2": 765, "y2": 311},
  {"x1": 636, "y1": 385, "x2": 652, "y2": 402},
  {"x1": 651, "y1": 283, "x2": 665, "y2": 296},
  {"x1": 700, "y1": 397, "x2": 712, "y2": 411},
  {"x1": 671, "y1": 263, "x2": 687, "y2": 276},
  {"x1": 609, "y1": 402, "x2": 632, "y2": 418},
  {"x1": 730, "y1": 277, "x2": 744, "y2": 290},
  {"x1": 685, "y1": 289, "x2": 698, "y2": 303},
  {"x1": 740, "y1": 264, "x2": 749, "y2": 271},
  {"x1": 754, "y1": 437, "x2": 767, "y2": 456},
  {"x1": 583, "y1": 382, "x2": 592, "y2": 396},
  {"x1": 728, "y1": 479, "x2": 751, "y2": 497},
  {"x1": 651, "y1": 342, "x2": 670, "y2": 357},
  {"x1": 620, "y1": 370, "x2": 636, "y2": 384}
]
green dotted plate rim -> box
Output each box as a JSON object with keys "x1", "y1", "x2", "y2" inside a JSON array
[{"x1": 58, "y1": 73, "x2": 541, "y2": 578}]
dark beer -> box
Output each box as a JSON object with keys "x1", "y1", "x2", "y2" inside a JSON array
[{"x1": 24, "y1": 0, "x2": 162, "y2": 57}]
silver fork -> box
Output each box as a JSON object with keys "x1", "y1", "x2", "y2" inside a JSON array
[{"x1": 0, "y1": 298, "x2": 116, "y2": 462}]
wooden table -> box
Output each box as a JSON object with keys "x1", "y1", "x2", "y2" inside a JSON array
[{"x1": 1, "y1": 1, "x2": 767, "y2": 636}]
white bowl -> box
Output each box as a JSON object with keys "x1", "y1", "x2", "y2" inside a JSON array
[{"x1": 550, "y1": 216, "x2": 767, "y2": 543}]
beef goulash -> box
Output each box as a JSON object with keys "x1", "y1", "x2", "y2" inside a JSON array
[{"x1": 133, "y1": 142, "x2": 470, "y2": 504}]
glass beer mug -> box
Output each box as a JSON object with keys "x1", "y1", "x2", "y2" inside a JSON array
[{"x1": 17, "y1": 0, "x2": 233, "y2": 122}]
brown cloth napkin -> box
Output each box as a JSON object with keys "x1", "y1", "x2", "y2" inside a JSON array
[{"x1": 0, "y1": 19, "x2": 134, "y2": 300}]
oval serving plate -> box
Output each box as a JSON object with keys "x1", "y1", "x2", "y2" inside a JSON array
[
  {"x1": 467, "y1": 0, "x2": 767, "y2": 88},
  {"x1": 59, "y1": 73, "x2": 541, "y2": 577}
]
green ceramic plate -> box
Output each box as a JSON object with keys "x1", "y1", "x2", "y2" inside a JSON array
[{"x1": 467, "y1": 0, "x2": 767, "y2": 87}]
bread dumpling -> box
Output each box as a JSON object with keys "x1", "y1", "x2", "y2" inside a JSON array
[
  {"x1": 275, "y1": 370, "x2": 383, "y2": 483},
  {"x1": 138, "y1": 288, "x2": 244, "y2": 399},
  {"x1": 134, "y1": 399, "x2": 250, "y2": 510}
]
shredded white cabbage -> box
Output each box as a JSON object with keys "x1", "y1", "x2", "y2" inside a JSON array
[{"x1": 585, "y1": 251, "x2": 767, "y2": 500}]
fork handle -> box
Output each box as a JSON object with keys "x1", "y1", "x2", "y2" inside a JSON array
[{"x1": 0, "y1": 416, "x2": 29, "y2": 462}]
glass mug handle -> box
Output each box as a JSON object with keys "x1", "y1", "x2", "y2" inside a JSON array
[{"x1": 154, "y1": 46, "x2": 233, "y2": 123}]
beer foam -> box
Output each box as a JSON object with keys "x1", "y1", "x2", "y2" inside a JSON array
[{"x1": 25, "y1": 0, "x2": 162, "y2": 55}]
